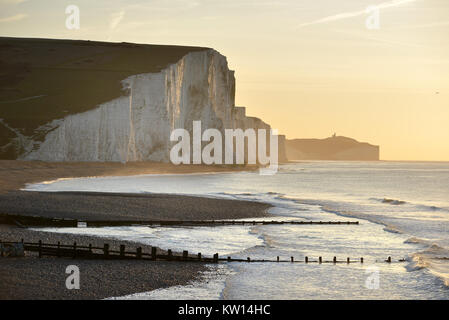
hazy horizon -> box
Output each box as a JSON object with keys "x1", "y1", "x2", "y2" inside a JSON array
[{"x1": 1, "y1": 0, "x2": 448, "y2": 161}]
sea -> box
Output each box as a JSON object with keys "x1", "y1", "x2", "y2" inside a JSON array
[{"x1": 25, "y1": 161, "x2": 449, "y2": 299}]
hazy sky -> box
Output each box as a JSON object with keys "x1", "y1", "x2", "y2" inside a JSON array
[{"x1": 1, "y1": 0, "x2": 448, "y2": 161}]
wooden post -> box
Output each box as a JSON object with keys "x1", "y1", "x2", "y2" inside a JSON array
[
  {"x1": 277, "y1": 256, "x2": 280, "y2": 262},
  {"x1": 213, "y1": 253, "x2": 219, "y2": 263},
  {"x1": 361, "y1": 257, "x2": 364, "y2": 263},
  {"x1": 183, "y1": 250, "x2": 188, "y2": 261},
  {"x1": 319, "y1": 257, "x2": 322, "y2": 264},
  {"x1": 120, "y1": 245, "x2": 125, "y2": 258},
  {"x1": 347, "y1": 257, "x2": 350, "y2": 264},
  {"x1": 291, "y1": 256, "x2": 294, "y2": 263},
  {"x1": 197, "y1": 252, "x2": 202, "y2": 261},
  {"x1": 136, "y1": 247, "x2": 142, "y2": 259},
  {"x1": 38, "y1": 240, "x2": 42, "y2": 258},
  {"x1": 387, "y1": 256, "x2": 391, "y2": 263},
  {"x1": 333, "y1": 256, "x2": 337, "y2": 264},
  {"x1": 167, "y1": 249, "x2": 173, "y2": 261},
  {"x1": 151, "y1": 247, "x2": 157, "y2": 261},
  {"x1": 103, "y1": 243, "x2": 109, "y2": 258},
  {"x1": 305, "y1": 256, "x2": 308, "y2": 263},
  {"x1": 73, "y1": 242, "x2": 77, "y2": 258}
]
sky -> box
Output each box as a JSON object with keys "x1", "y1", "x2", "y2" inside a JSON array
[{"x1": 1, "y1": 0, "x2": 448, "y2": 161}]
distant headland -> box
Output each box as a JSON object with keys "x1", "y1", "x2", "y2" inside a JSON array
[{"x1": 286, "y1": 135, "x2": 380, "y2": 161}]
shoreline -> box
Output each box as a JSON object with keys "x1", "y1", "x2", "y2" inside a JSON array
[
  {"x1": 0, "y1": 160, "x2": 271, "y2": 224},
  {"x1": 0, "y1": 160, "x2": 271, "y2": 300},
  {"x1": 0, "y1": 160, "x2": 258, "y2": 194}
]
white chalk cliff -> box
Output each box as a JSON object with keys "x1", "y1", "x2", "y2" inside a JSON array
[{"x1": 23, "y1": 49, "x2": 282, "y2": 162}]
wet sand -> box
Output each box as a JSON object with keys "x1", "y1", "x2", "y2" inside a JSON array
[
  {"x1": 0, "y1": 160, "x2": 269, "y2": 222},
  {"x1": 0, "y1": 191, "x2": 270, "y2": 222},
  {"x1": 0, "y1": 160, "x2": 256, "y2": 193}
]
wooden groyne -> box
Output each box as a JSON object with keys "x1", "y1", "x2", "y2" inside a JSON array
[
  {"x1": 92, "y1": 220, "x2": 360, "y2": 227},
  {"x1": 0, "y1": 213, "x2": 359, "y2": 228},
  {"x1": 0, "y1": 240, "x2": 404, "y2": 264},
  {"x1": 0, "y1": 214, "x2": 77, "y2": 228},
  {"x1": 0, "y1": 240, "x2": 219, "y2": 263}
]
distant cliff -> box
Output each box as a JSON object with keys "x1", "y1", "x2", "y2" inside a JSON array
[
  {"x1": 0, "y1": 37, "x2": 286, "y2": 163},
  {"x1": 286, "y1": 136, "x2": 379, "y2": 161}
]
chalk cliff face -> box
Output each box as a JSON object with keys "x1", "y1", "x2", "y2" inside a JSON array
[
  {"x1": 21, "y1": 49, "x2": 279, "y2": 162},
  {"x1": 0, "y1": 37, "x2": 210, "y2": 160}
]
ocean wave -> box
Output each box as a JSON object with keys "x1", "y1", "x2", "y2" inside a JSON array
[
  {"x1": 277, "y1": 167, "x2": 306, "y2": 174},
  {"x1": 416, "y1": 204, "x2": 448, "y2": 212},
  {"x1": 382, "y1": 198, "x2": 406, "y2": 205},
  {"x1": 370, "y1": 197, "x2": 406, "y2": 205},
  {"x1": 370, "y1": 197, "x2": 448, "y2": 212},
  {"x1": 249, "y1": 226, "x2": 274, "y2": 248},
  {"x1": 215, "y1": 191, "x2": 284, "y2": 199},
  {"x1": 411, "y1": 246, "x2": 449, "y2": 287},
  {"x1": 404, "y1": 237, "x2": 429, "y2": 245},
  {"x1": 383, "y1": 225, "x2": 402, "y2": 234}
]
